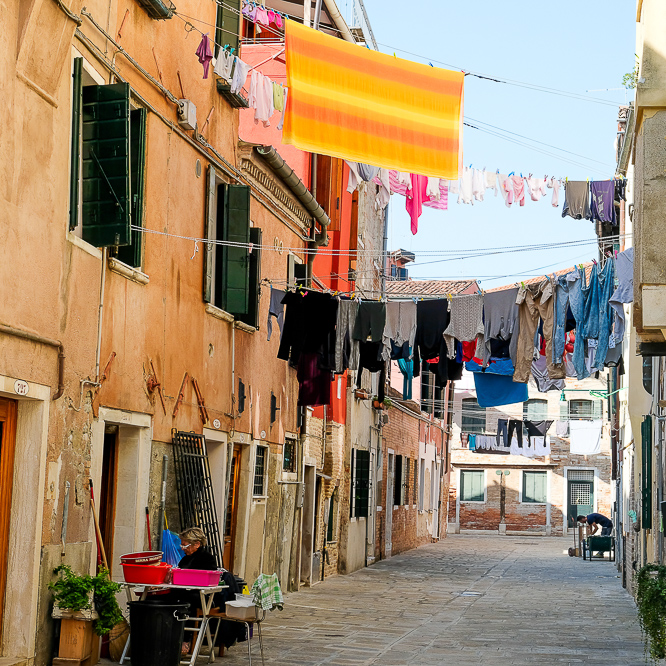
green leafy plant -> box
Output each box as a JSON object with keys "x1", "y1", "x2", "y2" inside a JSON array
[
  {"x1": 382, "y1": 397, "x2": 393, "y2": 408},
  {"x1": 636, "y1": 564, "x2": 666, "y2": 661},
  {"x1": 49, "y1": 565, "x2": 123, "y2": 636},
  {"x1": 623, "y1": 54, "x2": 640, "y2": 90}
]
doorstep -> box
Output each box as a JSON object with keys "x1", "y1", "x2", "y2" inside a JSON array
[{"x1": 0, "y1": 657, "x2": 32, "y2": 666}]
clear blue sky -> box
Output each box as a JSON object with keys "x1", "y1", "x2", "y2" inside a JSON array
[{"x1": 348, "y1": 0, "x2": 635, "y2": 288}]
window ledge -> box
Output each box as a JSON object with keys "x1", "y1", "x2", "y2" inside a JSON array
[
  {"x1": 234, "y1": 321, "x2": 257, "y2": 334},
  {"x1": 108, "y1": 258, "x2": 149, "y2": 285},
  {"x1": 253, "y1": 495, "x2": 268, "y2": 501},
  {"x1": 205, "y1": 303, "x2": 234, "y2": 323},
  {"x1": 67, "y1": 232, "x2": 102, "y2": 259}
]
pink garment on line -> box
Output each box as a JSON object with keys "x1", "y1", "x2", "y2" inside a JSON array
[
  {"x1": 255, "y1": 6, "x2": 269, "y2": 25},
  {"x1": 388, "y1": 170, "x2": 448, "y2": 210},
  {"x1": 196, "y1": 34, "x2": 214, "y2": 79},
  {"x1": 511, "y1": 175, "x2": 525, "y2": 206},
  {"x1": 406, "y1": 174, "x2": 428, "y2": 235},
  {"x1": 249, "y1": 70, "x2": 274, "y2": 127}
]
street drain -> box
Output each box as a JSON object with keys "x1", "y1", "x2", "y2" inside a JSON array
[{"x1": 458, "y1": 591, "x2": 483, "y2": 597}]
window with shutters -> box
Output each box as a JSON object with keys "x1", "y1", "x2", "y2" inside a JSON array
[
  {"x1": 215, "y1": 0, "x2": 240, "y2": 56},
  {"x1": 394, "y1": 455, "x2": 403, "y2": 506},
  {"x1": 564, "y1": 399, "x2": 602, "y2": 421},
  {"x1": 418, "y1": 458, "x2": 426, "y2": 510},
  {"x1": 253, "y1": 445, "x2": 268, "y2": 496},
  {"x1": 315, "y1": 155, "x2": 343, "y2": 232},
  {"x1": 326, "y1": 490, "x2": 338, "y2": 542},
  {"x1": 69, "y1": 58, "x2": 147, "y2": 257},
  {"x1": 282, "y1": 438, "x2": 296, "y2": 472},
  {"x1": 350, "y1": 449, "x2": 370, "y2": 518},
  {"x1": 462, "y1": 398, "x2": 486, "y2": 434},
  {"x1": 412, "y1": 458, "x2": 418, "y2": 505},
  {"x1": 522, "y1": 471, "x2": 547, "y2": 503},
  {"x1": 523, "y1": 399, "x2": 548, "y2": 422},
  {"x1": 404, "y1": 459, "x2": 411, "y2": 507},
  {"x1": 460, "y1": 470, "x2": 485, "y2": 502},
  {"x1": 641, "y1": 415, "x2": 653, "y2": 529},
  {"x1": 204, "y1": 167, "x2": 262, "y2": 328}
]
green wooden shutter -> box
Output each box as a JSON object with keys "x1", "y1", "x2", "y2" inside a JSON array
[
  {"x1": 560, "y1": 400, "x2": 569, "y2": 421},
  {"x1": 81, "y1": 83, "x2": 131, "y2": 247},
  {"x1": 116, "y1": 108, "x2": 147, "y2": 267},
  {"x1": 394, "y1": 455, "x2": 402, "y2": 506},
  {"x1": 216, "y1": 0, "x2": 240, "y2": 56},
  {"x1": 592, "y1": 400, "x2": 603, "y2": 421},
  {"x1": 238, "y1": 227, "x2": 262, "y2": 328},
  {"x1": 69, "y1": 58, "x2": 83, "y2": 231},
  {"x1": 642, "y1": 415, "x2": 653, "y2": 529},
  {"x1": 462, "y1": 470, "x2": 484, "y2": 502},
  {"x1": 203, "y1": 165, "x2": 216, "y2": 304},
  {"x1": 356, "y1": 450, "x2": 370, "y2": 518},
  {"x1": 524, "y1": 471, "x2": 547, "y2": 503},
  {"x1": 222, "y1": 184, "x2": 251, "y2": 315}
]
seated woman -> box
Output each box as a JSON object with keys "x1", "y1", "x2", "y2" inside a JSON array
[{"x1": 174, "y1": 527, "x2": 219, "y2": 654}]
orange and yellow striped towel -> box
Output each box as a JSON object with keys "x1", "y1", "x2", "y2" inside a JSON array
[{"x1": 283, "y1": 20, "x2": 464, "y2": 180}]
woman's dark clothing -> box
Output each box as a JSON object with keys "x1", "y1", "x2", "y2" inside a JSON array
[{"x1": 178, "y1": 546, "x2": 217, "y2": 571}]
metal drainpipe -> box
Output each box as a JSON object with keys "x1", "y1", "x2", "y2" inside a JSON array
[
  {"x1": 381, "y1": 204, "x2": 389, "y2": 297},
  {"x1": 0, "y1": 324, "x2": 65, "y2": 400}
]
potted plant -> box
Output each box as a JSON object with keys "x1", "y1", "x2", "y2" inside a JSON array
[
  {"x1": 50, "y1": 565, "x2": 124, "y2": 662},
  {"x1": 372, "y1": 396, "x2": 392, "y2": 410},
  {"x1": 636, "y1": 563, "x2": 666, "y2": 661},
  {"x1": 354, "y1": 388, "x2": 370, "y2": 400}
]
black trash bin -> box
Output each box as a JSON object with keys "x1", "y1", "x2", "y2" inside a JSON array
[{"x1": 129, "y1": 600, "x2": 189, "y2": 666}]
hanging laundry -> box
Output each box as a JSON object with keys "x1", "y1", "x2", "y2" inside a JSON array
[
  {"x1": 413, "y1": 300, "x2": 460, "y2": 383},
  {"x1": 267, "y1": 287, "x2": 285, "y2": 342},
  {"x1": 241, "y1": 0, "x2": 253, "y2": 18},
  {"x1": 514, "y1": 279, "x2": 565, "y2": 384},
  {"x1": 196, "y1": 33, "x2": 214, "y2": 79},
  {"x1": 277, "y1": 290, "x2": 337, "y2": 367},
  {"x1": 547, "y1": 177, "x2": 561, "y2": 207},
  {"x1": 346, "y1": 162, "x2": 380, "y2": 192},
  {"x1": 609, "y1": 247, "x2": 634, "y2": 348},
  {"x1": 473, "y1": 372, "x2": 528, "y2": 408},
  {"x1": 283, "y1": 20, "x2": 464, "y2": 178},
  {"x1": 593, "y1": 258, "x2": 615, "y2": 370},
  {"x1": 526, "y1": 177, "x2": 547, "y2": 202},
  {"x1": 472, "y1": 168, "x2": 485, "y2": 202},
  {"x1": 276, "y1": 87, "x2": 288, "y2": 130},
  {"x1": 528, "y1": 436, "x2": 551, "y2": 457},
  {"x1": 480, "y1": 287, "x2": 520, "y2": 367},
  {"x1": 272, "y1": 81, "x2": 284, "y2": 112},
  {"x1": 474, "y1": 435, "x2": 510, "y2": 454},
  {"x1": 406, "y1": 174, "x2": 428, "y2": 235},
  {"x1": 498, "y1": 173, "x2": 512, "y2": 207},
  {"x1": 615, "y1": 177, "x2": 627, "y2": 201},
  {"x1": 561, "y1": 181, "x2": 591, "y2": 220},
  {"x1": 297, "y1": 352, "x2": 331, "y2": 406},
  {"x1": 273, "y1": 11, "x2": 283, "y2": 28},
  {"x1": 213, "y1": 48, "x2": 235, "y2": 83},
  {"x1": 230, "y1": 57, "x2": 251, "y2": 93},
  {"x1": 372, "y1": 169, "x2": 391, "y2": 211},
  {"x1": 589, "y1": 181, "x2": 616, "y2": 224},
  {"x1": 334, "y1": 300, "x2": 359, "y2": 374},
  {"x1": 254, "y1": 4, "x2": 269, "y2": 25},
  {"x1": 531, "y1": 355, "x2": 565, "y2": 392},
  {"x1": 555, "y1": 420, "x2": 569, "y2": 437},
  {"x1": 249, "y1": 70, "x2": 275, "y2": 127},
  {"x1": 388, "y1": 171, "x2": 448, "y2": 211},
  {"x1": 356, "y1": 342, "x2": 386, "y2": 401},
  {"x1": 353, "y1": 301, "x2": 386, "y2": 344},
  {"x1": 484, "y1": 171, "x2": 498, "y2": 196},
  {"x1": 443, "y1": 293, "x2": 484, "y2": 360},
  {"x1": 569, "y1": 420, "x2": 602, "y2": 455},
  {"x1": 447, "y1": 179, "x2": 459, "y2": 194},
  {"x1": 382, "y1": 301, "x2": 417, "y2": 362},
  {"x1": 426, "y1": 177, "x2": 441, "y2": 201},
  {"x1": 457, "y1": 166, "x2": 474, "y2": 205},
  {"x1": 524, "y1": 420, "x2": 553, "y2": 438},
  {"x1": 510, "y1": 175, "x2": 526, "y2": 206}
]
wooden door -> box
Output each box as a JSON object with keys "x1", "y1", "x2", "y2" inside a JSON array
[
  {"x1": 223, "y1": 445, "x2": 241, "y2": 571},
  {"x1": 0, "y1": 397, "x2": 18, "y2": 645},
  {"x1": 98, "y1": 429, "x2": 118, "y2": 573}
]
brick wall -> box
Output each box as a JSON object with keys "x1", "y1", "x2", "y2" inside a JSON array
[{"x1": 375, "y1": 404, "x2": 447, "y2": 559}]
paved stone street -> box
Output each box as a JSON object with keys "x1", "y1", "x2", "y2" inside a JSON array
[{"x1": 220, "y1": 535, "x2": 643, "y2": 665}]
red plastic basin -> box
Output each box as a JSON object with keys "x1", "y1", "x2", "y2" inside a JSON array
[
  {"x1": 122, "y1": 562, "x2": 171, "y2": 585},
  {"x1": 120, "y1": 551, "x2": 163, "y2": 565},
  {"x1": 171, "y1": 568, "x2": 220, "y2": 587}
]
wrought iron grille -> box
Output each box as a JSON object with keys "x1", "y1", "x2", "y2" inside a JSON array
[{"x1": 172, "y1": 429, "x2": 223, "y2": 567}]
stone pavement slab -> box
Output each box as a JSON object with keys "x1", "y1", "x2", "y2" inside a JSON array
[{"x1": 109, "y1": 535, "x2": 646, "y2": 665}]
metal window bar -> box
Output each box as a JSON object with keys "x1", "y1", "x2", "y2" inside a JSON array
[
  {"x1": 172, "y1": 429, "x2": 223, "y2": 567},
  {"x1": 254, "y1": 447, "x2": 267, "y2": 496}
]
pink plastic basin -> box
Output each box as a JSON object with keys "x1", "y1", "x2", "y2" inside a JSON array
[
  {"x1": 171, "y1": 568, "x2": 220, "y2": 587},
  {"x1": 122, "y1": 562, "x2": 171, "y2": 585}
]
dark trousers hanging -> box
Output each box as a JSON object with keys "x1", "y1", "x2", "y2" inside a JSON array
[
  {"x1": 496, "y1": 419, "x2": 508, "y2": 448},
  {"x1": 507, "y1": 420, "x2": 523, "y2": 448}
]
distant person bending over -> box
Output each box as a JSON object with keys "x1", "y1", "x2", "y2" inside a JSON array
[{"x1": 577, "y1": 513, "x2": 613, "y2": 537}]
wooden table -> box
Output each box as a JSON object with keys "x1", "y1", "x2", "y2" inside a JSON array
[{"x1": 120, "y1": 582, "x2": 226, "y2": 665}]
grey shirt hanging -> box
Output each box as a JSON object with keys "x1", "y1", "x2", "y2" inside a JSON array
[
  {"x1": 561, "y1": 181, "x2": 591, "y2": 220},
  {"x1": 443, "y1": 293, "x2": 484, "y2": 358}
]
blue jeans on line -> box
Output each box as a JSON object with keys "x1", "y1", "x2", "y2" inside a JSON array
[
  {"x1": 553, "y1": 269, "x2": 585, "y2": 375},
  {"x1": 594, "y1": 258, "x2": 615, "y2": 371}
]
